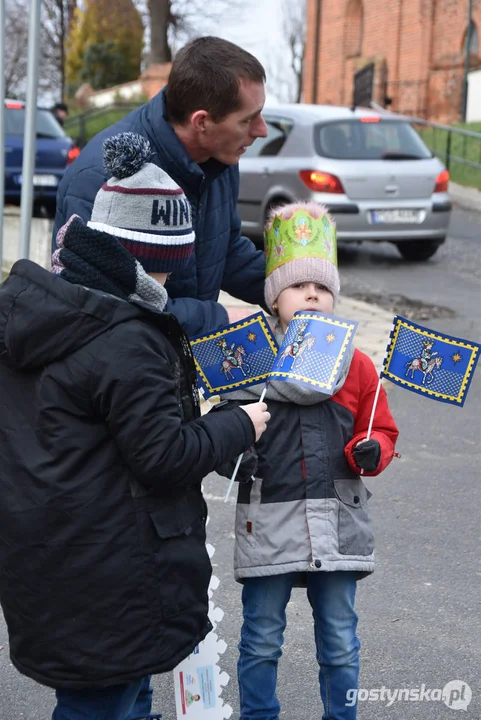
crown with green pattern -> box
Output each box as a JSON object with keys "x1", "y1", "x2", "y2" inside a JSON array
[
  {"x1": 264, "y1": 207, "x2": 337, "y2": 277},
  {"x1": 264, "y1": 204, "x2": 340, "y2": 313}
]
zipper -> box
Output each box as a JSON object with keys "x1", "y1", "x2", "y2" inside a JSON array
[{"x1": 195, "y1": 178, "x2": 206, "y2": 227}]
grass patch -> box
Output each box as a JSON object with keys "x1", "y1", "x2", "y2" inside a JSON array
[{"x1": 418, "y1": 122, "x2": 481, "y2": 189}]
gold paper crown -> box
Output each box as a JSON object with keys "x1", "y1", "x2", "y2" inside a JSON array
[{"x1": 264, "y1": 207, "x2": 337, "y2": 278}]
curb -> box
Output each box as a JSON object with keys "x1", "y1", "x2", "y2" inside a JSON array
[{"x1": 449, "y1": 182, "x2": 481, "y2": 213}]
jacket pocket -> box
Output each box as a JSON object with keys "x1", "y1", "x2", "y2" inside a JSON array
[
  {"x1": 334, "y1": 478, "x2": 374, "y2": 556},
  {"x1": 149, "y1": 499, "x2": 211, "y2": 619}
]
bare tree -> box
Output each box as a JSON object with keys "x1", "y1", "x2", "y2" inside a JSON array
[
  {"x1": 40, "y1": 0, "x2": 77, "y2": 100},
  {"x1": 266, "y1": 0, "x2": 306, "y2": 103},
  {"x1": 147, "y1": 0, "x2": 171, "y2": 63},
  {"x1": 143, "y1": 0, "x2": 258, "y2": 65},
  {"x1": 4, "y1": 0, "x2": 29, "y2": 98},
  {"x1": 283, "y1": 0, "x2": 306, "y2": 103},
  {"x1": 4, "y1": 0, "x2": 77, "y2": 101}
]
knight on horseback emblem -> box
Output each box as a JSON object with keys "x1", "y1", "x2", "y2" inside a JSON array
[
  {"x1": 420, "y1": 339, "x2": 438, "y2": 371},
  {"x1": 218, "y1": 337, "x2": 239, "y2": 366},
  {"x1": 217, "y1": 337, "x2": 251, "y2": 380},
  {"x1": 405, "y1": 339, "x2": 443, "y2": 385},
  {"x1": 278, "y1": 322, "x2": 316, "y2": 370},
  {"x1": 291, "y1": 322, "x2": 310, "y2": 357}
]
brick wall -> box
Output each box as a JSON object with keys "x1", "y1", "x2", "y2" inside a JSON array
[{"x1": 304, "y1": 0, "x2": 481, "y2": 122}]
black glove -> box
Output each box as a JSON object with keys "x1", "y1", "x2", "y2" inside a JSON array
[
  {"x1": 216, "y1": 447, "x2": 258, "y2": 483},
  {"x1": 353, "y1": 439, "x2": 381, "y2": 472},
  {"x1": 236, "y1": 448, "x2": 258, "y2": 483}
]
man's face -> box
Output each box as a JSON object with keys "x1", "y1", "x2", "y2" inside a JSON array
[{"x1": 201, "y1": 80, "x2": 268, "y2": 165}]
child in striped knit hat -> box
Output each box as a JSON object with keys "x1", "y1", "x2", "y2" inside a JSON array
[{"x1": 0, "y1": 132, "x2": 270, "y2": 720}]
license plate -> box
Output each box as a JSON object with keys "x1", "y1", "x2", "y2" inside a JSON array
[
  {"x1": 33, "y1": 174, "x2": 58, "y2": 187},
  {"x1": 17, "y1": 174, "x2": 58, "y2": 187},
  {"x1": 371, "y1": 209, "x2": 423, "y2": 224}
]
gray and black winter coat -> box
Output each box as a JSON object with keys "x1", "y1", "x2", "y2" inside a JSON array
[{"x1": 218, "y1": 349, "x2": 399, "y2": 583}]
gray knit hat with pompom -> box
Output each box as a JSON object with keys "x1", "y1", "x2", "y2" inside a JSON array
[{"x1": 87, "y1": 132, "x2": 195, "y2": 273}]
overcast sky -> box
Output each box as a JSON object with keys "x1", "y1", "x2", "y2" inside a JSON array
[
  {"x1": 172, "y1": 0, "x2": 286, "y2": 103},
  {"x1": 209, "y1": 0, "x2": 284, "y2": 102},
  {"x1": 215, "y1": 0, "x2": 282, "y2": 64}
]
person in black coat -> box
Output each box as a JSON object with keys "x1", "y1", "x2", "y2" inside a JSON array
[
  {"x1": 0, "y1": 133, "x2": 269, "y2": 720},
  {"x1": 51, "y1": 101, "x2": 69, "y2": 127}
]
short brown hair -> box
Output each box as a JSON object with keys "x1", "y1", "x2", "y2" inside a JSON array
[{"x1": 165, "y1": 36, "x2": 266, "y2": 124}]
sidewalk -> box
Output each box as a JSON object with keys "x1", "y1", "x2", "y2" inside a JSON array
[{"x1": 219, "y1": 290, "x2": 393, "y2": 372}]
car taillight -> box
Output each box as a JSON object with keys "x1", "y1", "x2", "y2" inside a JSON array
[
  {"x1": 299, "y1": 170, "x2": 345, "y2": 194},
  {"x1": 434, "y1": 169, "x2": 449, "y2": 193},
  {"x1": 6, "y1": 101, "x2": 23, "y2": 109},
  {"x1": 67, "y1": 146, "x2": 81, "y2": 165}
]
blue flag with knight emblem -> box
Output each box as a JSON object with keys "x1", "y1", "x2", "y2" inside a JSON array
[
  {"x1": 189, "y1": 312, "x2": 279, "y2": 397},
  {"x1": 381, "y1": 316, "x2": 480, "y2": 406},
  {"x1": 269, "y1": 311, "x2": 358, "y2": 393}
]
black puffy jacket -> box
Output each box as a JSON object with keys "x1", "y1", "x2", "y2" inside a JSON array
[{"x1": 0, "y1": 260, "x2": 255, "y2": 689}]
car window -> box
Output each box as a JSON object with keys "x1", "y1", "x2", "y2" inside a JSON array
[
  {"x1": 242, "y1": 118, "x2": 293, "y2": 158},
  {"x1": 316, "y1": 120, "x2": 432, "y2": 160},
  {"x1": 5, "y1": 107, "x2": 66, "y2": 139}
]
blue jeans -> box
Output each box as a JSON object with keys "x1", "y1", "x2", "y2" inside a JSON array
[
  {"x1": 238, "y1": 572, "x2": 359, "y2": 720},
  {"x1": 53, "y1": 675, "x2": 154, "y2": 720}
]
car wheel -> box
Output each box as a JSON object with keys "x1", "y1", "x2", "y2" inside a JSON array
[{"x1": 395, "y1": 240, "x2": 443, "y2": 262}]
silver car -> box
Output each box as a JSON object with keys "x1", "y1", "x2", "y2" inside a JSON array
[{"x1": 238, "y1": 104, "x2": 451, "y2": 261}]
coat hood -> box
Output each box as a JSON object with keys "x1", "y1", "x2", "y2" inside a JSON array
[{"x1": 0, "y1": 260, "x2": 144, "y2": 371}]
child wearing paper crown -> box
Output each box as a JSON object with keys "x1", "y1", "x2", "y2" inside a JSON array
[
  {"x1": 0, "y1": 132, "x2": 270, "y2": 720},
  {"x1": 217, "y1": 201, "x2": 399, "y2": 720}
]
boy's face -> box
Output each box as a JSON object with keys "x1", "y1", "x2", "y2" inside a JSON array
[
  {"x1": 148, "y1": 272, "x2": 170, "y2": 286},
  {"x1": 275, "y1": 282, "x2": 334, "y2": 332}
]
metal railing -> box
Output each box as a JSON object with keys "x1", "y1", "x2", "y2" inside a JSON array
[
  {"x1": 370, "y1": 102, "x2": 481, "y2": 188},
  {"x1": 411, "y1": 117, "x2": 481, "y2": 173},
  {"x1": 63, "y1": 102, "x2": 143, "y2": 148}
]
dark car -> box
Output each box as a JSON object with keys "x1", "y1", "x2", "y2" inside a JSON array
[{"x1": 4, "y1": 100, "x2": 80, "y2": 211}]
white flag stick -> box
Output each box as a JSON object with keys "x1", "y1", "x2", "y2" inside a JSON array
[
  {"x1": 223, "y1": 384, "x2": 268, "y2": 502},
  {"x1": 366, "y1": 377, "x2": 382, "y2": 441},
  {"x1": 199, "y1": 387, "x2": 213, "y2": 411},
  {"x1": 223, "y1": 453, "x2": 243, "y2": 503},
  {"x1": 359, "y1": 376, "x2": 382, "y2": 476}
]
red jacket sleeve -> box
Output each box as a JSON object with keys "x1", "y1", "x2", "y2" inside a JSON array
[{"x1": 343, "y1": 350, "x2": 399, "y2": 476}]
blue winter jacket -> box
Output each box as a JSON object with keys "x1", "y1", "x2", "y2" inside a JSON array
[{"x1": 53, "y1": 89, "x2": 266, "y2": 335}]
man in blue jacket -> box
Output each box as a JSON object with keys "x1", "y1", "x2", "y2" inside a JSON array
[{"x1": 53, "y1": 36, "x2": 269, "y2": 336}]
